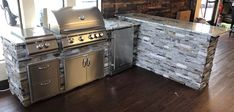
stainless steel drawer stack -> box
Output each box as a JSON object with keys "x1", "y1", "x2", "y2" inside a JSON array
[
  {"x1": 28, "y1": 59, "x2": 60, "y2": 103},
  {"x1": 2, "y1": 28, "x2": 62, "y2": 107}
]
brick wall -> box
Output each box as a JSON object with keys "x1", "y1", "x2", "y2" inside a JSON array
[{"x1": 102, "y1": 0, "x2": 197, "y2": 19}]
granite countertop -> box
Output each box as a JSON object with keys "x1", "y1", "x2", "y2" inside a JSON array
[
  {"x1": 104, "y1": 19, "x2": 138, "y2": 31},
  {"x1": 118, "y1": 13, "x2": 230, "y2": 37}
]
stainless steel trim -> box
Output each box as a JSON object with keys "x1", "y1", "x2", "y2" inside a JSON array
[
  {"x1": 61, "y1": 31, "x2": 108, "y2": 49},
  {"x1": 25, "y1": 36, "x2": 56, "y2": 44},
  {"x1": 62, "y1": 39, "x2": 107, "y2": 50},
  {"x1": 113, "y1": 34, "x2": 116, "y2": 70}
]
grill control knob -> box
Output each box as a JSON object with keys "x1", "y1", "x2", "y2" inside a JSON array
[
  {"x1": 95, "y1": 33, "x2": 100, "y2": 38},
  {"x1": 99, "y1": 33, "x2": 104, "y2": 37},
  {"x1": 36, "y1": 44, "x2": 44, "y2": 49},
  {"x1": 89, "y1": 34, "x2": 95, "y2": 39},
  {"x1": 78, "y1": 36, "x2": 84, "y2": 41},
  {"x1": 44, "y1": 42, "x2": 50, "y2": 48},
  {"x1": 68, "y1": 38, "x2": 74, "y2": 43}
]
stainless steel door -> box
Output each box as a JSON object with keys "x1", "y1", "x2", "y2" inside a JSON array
[
  {"x1": 28, "y1": 58, "x2": 60, "y2": 103},
  {"x1": 64, "y1": 54, "x2": 87, "y2": 91},
  {"x1": 86, "y1": 50, "x2": 104, "y2": 82},
  {"x1": 111, "y1": 27, "x2": 134, "y2": 74}
]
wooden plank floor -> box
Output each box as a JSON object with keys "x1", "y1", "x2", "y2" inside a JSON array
[{"x1": 1, "y1": 33, "x2": 234, "y2": 112}]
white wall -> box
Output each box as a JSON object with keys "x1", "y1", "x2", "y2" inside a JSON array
[
  {"x1": 19, "y1": 0, "x2": 36, "y2": 28},
  {"x1": 64, "y1": 0, "x2": 76, "y2": 7}
]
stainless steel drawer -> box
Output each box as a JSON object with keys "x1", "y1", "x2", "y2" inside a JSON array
[
  {"x1": 30, "y1": 78, "x2": 60, "y2": 102},
  {"x1": 28, "y1": 59, "x2": 60, "y2": 82},
  {"x1": 28, "y1": 58, "x2": 60, "y2": 103}
]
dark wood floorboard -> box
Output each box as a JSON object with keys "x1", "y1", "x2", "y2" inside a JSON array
[{"x1": 1, "y1": 33, "x2": 234, "y2": 112}]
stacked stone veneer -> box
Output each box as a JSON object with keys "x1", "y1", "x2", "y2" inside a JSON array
[
  {"x1": 120, "y1": 18, "x2": 218, "y2": 90},
  {"x1": 2, "y1": 38, "x2": 63, "y2": 106},
  {"x1": 2, "y1": 37, "x2": 110, "y2": 107}
]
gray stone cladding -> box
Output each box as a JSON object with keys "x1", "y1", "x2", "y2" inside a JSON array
[
  {"x1": 119, "y1": 17, "x2": 219, "y2": 90},
  {"x1": 2, "y1": 36, "x2": 110, "y2": 107},
  {"x1": 2, "y1": 37, "x2": 62, "y2": 106}
]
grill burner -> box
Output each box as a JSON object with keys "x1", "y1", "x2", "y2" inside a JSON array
[{"x1": 11, "y1": 27, "x2": 59, "y2": 55}]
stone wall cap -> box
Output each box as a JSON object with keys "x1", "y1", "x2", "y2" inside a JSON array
[{"x1": 117, "y1": 13, "x2": 230, "y2": 37}]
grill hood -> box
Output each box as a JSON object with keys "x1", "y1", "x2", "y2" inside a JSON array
[{"x1": 48, "y1": 7, "x2": 105, "y2": 34}]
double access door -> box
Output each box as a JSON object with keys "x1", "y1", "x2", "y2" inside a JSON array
[{"x1": 64, "y1": 50, "x2": 104, "y2": 91}]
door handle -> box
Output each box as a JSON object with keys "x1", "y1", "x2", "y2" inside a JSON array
[
  {"x1": 86, "y1": 58, "x2": 91, "y2": 67},
  {"x1": 82, "y1": 58, "x2": 86, "y2": 67},
  {"x1": 38, "y1": 65, "x2": 50, "y2": 70},
  {"x1": 40, "y1": 80, "x2": 51, "y2": 86}
]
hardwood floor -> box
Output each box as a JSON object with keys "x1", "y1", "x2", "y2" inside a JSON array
[{"x1": 1, "y1": 33, "x2": 234, "y2": 112}]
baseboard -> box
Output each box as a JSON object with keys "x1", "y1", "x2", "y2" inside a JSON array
[{"x1": 0, "y1": 79, "x2": 9, "y2": 90}]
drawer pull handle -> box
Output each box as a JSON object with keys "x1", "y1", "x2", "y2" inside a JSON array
[
  {"x1": 40, "y1": 80, "x2": 51, "y2": 86},
  {"x1": 38, "y1": 65, "x2": 50, "y2": 70}
]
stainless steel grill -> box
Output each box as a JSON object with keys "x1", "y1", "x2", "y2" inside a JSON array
[
  {"x1": 49, "y1": 7, "x2": 107, "y2": 49},
  {"x1": 52, "y1": 7, "x2": 105, "y2": 33},
  {"x1": 48, "y1": 7, "x2": 108, "y2": 91}
]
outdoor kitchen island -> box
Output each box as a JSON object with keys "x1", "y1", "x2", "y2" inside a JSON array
[
  {"x1": 118, "y1": 13, "x2": 229, "y2": 90},
  {"x1": 0, "y1": 13, "x2": 229, "y2": 107}
]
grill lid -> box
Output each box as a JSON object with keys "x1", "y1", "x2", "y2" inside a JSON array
[{"x1": 50, "y1": 7, "x2": 105, "y2": 34}]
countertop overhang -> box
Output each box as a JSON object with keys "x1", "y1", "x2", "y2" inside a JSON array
[{"x1": 118, "y1": 13, "x2": 230, "y2": 37}]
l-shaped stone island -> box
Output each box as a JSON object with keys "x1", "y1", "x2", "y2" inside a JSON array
[{"x1": 118, "y1": 13, "x2": 229, "y2": 90}]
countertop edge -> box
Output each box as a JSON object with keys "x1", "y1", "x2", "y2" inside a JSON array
[{"x1": 118, "y1": 14, "x2": 230, "y2": 37}]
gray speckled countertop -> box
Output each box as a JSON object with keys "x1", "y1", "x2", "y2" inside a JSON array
[
  {"x1": 104, "y1": 19, "x2": 137, "y2": 31},
  {"x1": 118, "y1": 13, "x2": 229, "y2": 37}
]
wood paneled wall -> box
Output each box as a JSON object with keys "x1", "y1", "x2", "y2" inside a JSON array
[{"x1": 102, "y1": 0, "x2": 197, "y2": 20}]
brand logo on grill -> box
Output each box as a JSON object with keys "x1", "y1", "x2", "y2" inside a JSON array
[{"x1": 79, "y1": 15, "x2": 85, "y2": 20}]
